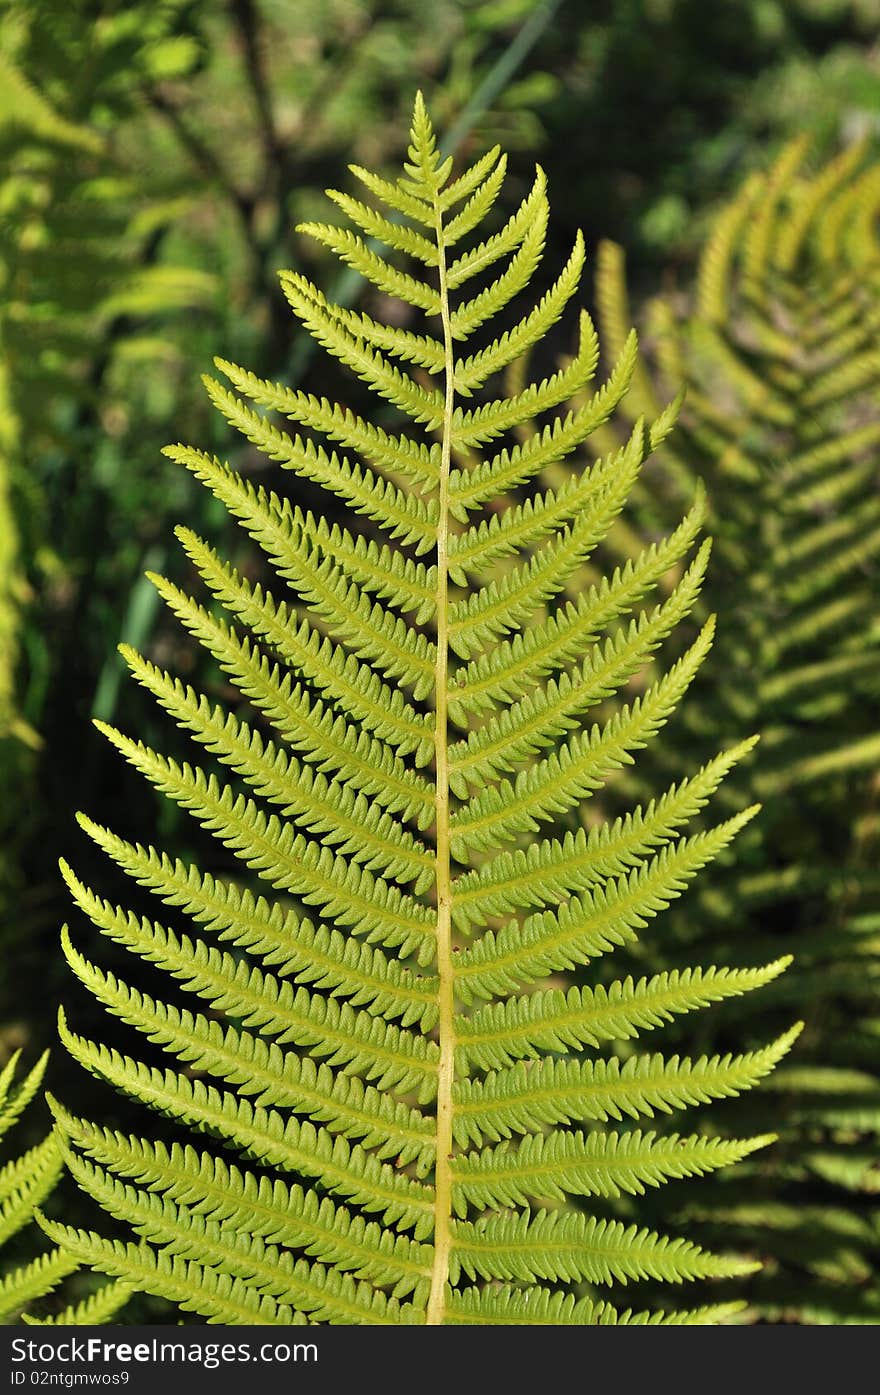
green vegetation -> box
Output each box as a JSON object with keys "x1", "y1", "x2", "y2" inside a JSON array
[
  {"x1": 47, "y1": 97, "x2": 798, "y2": 1325},
  {"x1": 0, "y1": 1050, "x2": 129, "y2": 1324},
  {"x1": 591, "y1": 140, "x2": 880, "y2": 1322},
  {"x1": 0, "y1": 0, "x2": 876, "y2": 1327}
]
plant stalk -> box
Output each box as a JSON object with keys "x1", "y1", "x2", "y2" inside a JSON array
[{"x1": 426, "y1": 186, "x2": 456, "y2": 1328}]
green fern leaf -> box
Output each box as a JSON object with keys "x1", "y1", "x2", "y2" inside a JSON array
[
  {"x1": 56, "y1": 94, "x2": 795, "y2": 1325},
  {"x1": 449, "y1": 1210, "x2": 758, "y2": 1286},
  {"x1": 445, "y1": 1283, "x2": 745, "y2": 1326}
]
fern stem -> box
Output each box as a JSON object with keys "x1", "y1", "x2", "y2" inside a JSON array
[{"x1": 426, "y1": 184, "x2": 456, "y2": 1328}]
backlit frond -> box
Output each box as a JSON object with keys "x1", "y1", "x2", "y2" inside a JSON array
[{"x1": 56, "y1": 94, "x2": 793, "y2": 1326}]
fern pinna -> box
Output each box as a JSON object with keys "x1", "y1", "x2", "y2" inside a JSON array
[
  {"x1": 0, "y1": 1052, "x2": 74, "y2": 1323},
  {"x1": 590, "y1": 142, "x2": 880, "y2": 1323},
  {"x1": 46, "y1": 96, "x2": 798, "y2": 1326},
  {"x1": 0, "y1": 1051, "x2": 128, "y2": 1325}
]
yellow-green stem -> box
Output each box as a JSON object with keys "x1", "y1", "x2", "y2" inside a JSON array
[{"x1": 426, "y1": 187, "x2": 456, "y2": 1327}]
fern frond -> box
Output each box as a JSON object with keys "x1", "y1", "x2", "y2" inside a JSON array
[
  {"x1": 451, "y1": 622, "x2": 716, "y2": 855},
  {"x1": 207, "y1": 362, "x2": 442, "y2": 489},
  {"x1": 449, "y1": 538, "x2": 711, "y2": 790},
  {"x1": 441, "y1": 154, "x2": 507, "y2": 244},
  {"x1": 293, "y1": 224, "x2": 441, "y2": 316},
  {"x1": 436, "y1": 146, "x2": 503, "y2": 212},
  {"x1": 0, "y1": 1135, "x2": 64, "y2": 1247},
  {"x1": 451, "y1": 484, "x2": 707, "y2": 715},
  {"x1": 53, "y1": 1103, "x2": 431, "y2": 1299},
  {"x1": 51, "y1": 1184, "x2": 419, "y2": 1325},
  {"x1": 324, "y1": 189, "x2": 439, "y2": 264},
  {"x1": 0, "y1": 1053, "x2": 98, "y2": 1322},
  {"x1": 147, "y1": 572, "x2": 435, "y2": 777},
  {"x1": 116, "y1": 649, "x2": 432, "y2": 888},
  {"x1": 57, "y1": 96, "x2": 793, "y2": 1325},
  {"x1": 447, "y1": 167, "x2": 548, "y2": 301},
  {"x1": 177, "y1": 522, "x2": 438, "y2": 717},
  {"x1": 347, "y1": 162, "x2": 434, "y2": 225},
  {"x1": 282, "y1": 277, "x2": 446, "y2": 376},
  {"x1": 456, "y1": 232, "x2": 586, "y2": 391},
  {"x1": 282, "y1": 272, "x2": 446, "y2": 426},
  {"x1": 0, "y1": 1052, "x2": 47, "y2": 1142},
  {"x1": 68, "y1": 829, "x2": 439, "y2": 1027},
  {"x1": 57, "y1": 1016, "x2": 435, "y2": 1235},
  {"x1": 37, "y1": 1223, "x2": 300, "y2": 1326},
  {"x1": 90, "y1": 724, "x2": 434, "y2": 956},
  {"x1": 449, "y1": 331, "x2": 639, "y2": 513},
  {"x1": 592, "y1": 138, "x2": 880, "y2": 1321},
  {"x1": 0, "y1": 1248, "x2": 79, "y2": 1323},
  {"x1": 447, "y1": 442, "x2": 620, "y2": 580},
  {"x1": 23, "y1": 1279, "x2": 132, "y2": 1327},
  {"x1": 62, "y1": 930, "x2": 439, "y2": 1128},
  {"x1": 167, "y1": 445, "x2": 439, "y2": 637},
  {"x1": 448, "y1": 445, "x2": 645, "y2": 662},
  {"x1": 451, "y1": 310, "x2": 600, "y2": 447},
  {"x1": 453, "y1": 808, "x2": 760, "y2": 973}
]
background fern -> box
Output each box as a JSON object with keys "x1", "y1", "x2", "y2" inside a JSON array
[
  {"x1": 0, "y1": 1051, "x2": 130, "y2": 1325},
  {"x1": 0, "y1": 18, "x2": 221, "y2": 1057},
  {"x1": 43, "y1": 96, "x2": 801, "y2": 1327},
  {"x1": 587, "y1": 140, "x2": 880, "y2": 1323},
  {"x1": 0, "y1": 1052, "x2": 69, "y2": 1323}
]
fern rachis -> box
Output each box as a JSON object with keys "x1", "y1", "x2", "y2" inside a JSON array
[{"x1": 48, "y1": 96, "x2": 799, "y2": 1326}]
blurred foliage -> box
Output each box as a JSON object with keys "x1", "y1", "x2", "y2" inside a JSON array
[
  {"x1": 0, "y1": 1, "x2": 218, "y2": 1048},
  {"x1": 534, "y1": 0, "x2": 880, "y2": 266},
  {"x1": 586, "y1": 140, "x2": 880, "y2": 1322}
]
